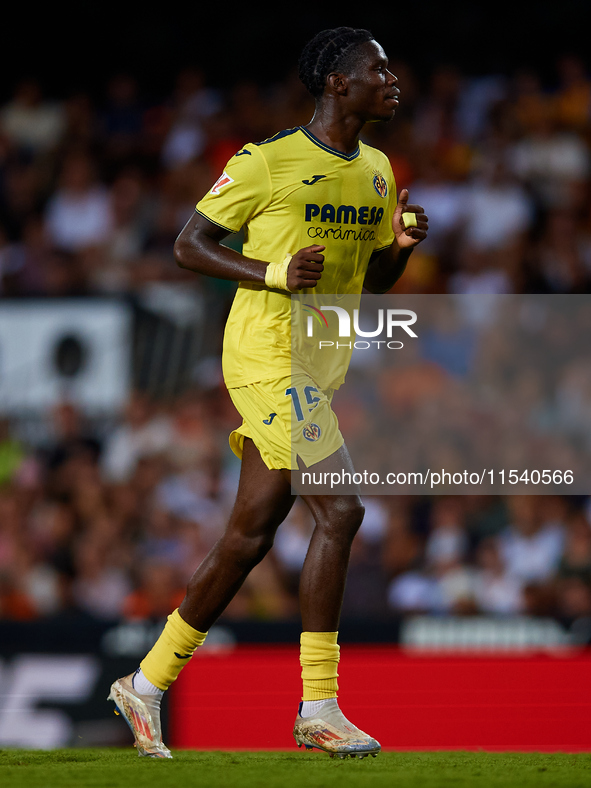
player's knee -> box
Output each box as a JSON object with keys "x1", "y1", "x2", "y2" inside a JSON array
[
  {"x1": 316, "y1": 497, "x2": 365, "y2": 541},
  {"x1": 343, "y1": 497, "x2": 365, "y2": 537},
  {"x1": 223, "y1": 526, "x2": 276, "y2": 566}
]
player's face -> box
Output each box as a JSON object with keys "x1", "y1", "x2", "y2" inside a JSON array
[{"x1": 345, "y1": 40, "x2": 399, "y2": 122}]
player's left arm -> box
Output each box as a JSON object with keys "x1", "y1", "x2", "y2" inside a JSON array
[{"x1": 363, "y1": 189, "x2": 428, "y2": 293}]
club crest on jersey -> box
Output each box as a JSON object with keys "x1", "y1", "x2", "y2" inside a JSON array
[
  {"x1": 373, "y1": 172, "x2": 388, "y2": 198},
  {"x1": 210, "y1": 171, "x2": 234, "y2": 195},
  {"x1": 302, "y1": 423, "x2": 322, "y2": 442}
]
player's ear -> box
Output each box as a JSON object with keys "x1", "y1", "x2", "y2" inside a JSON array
[{"x1": 326, "y1": 71, "x2": 348, "y2": 96}]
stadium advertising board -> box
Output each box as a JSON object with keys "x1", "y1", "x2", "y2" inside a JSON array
[
  {"x1": 170, "y1": 645, "x2": 591, "y2": 751},
  {"x1": 0, "y1": 300, "x2": 131, "y2": 414}
]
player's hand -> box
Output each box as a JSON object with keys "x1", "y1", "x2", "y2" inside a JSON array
[
  {"x1": 287, "y1": 245, "x2": 325, "y2": 290},
  {"x1": 393, "y1": 189, "x2": 428, "y2": 249}
]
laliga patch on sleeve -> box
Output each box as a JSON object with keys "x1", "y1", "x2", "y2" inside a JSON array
[{"x1": 210, "y1": 171, "x2": 234, "y2": 195}]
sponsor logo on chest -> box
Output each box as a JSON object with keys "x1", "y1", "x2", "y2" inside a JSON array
[{"x1": 305, "y1": 203, "x2": 384, "y2": 226}]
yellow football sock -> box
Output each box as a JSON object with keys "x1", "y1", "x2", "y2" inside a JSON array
[
  {"x1": 140, "y1": 608, "x2": 207, "y2": 691},
  {"x1": 300, "y1": 631, "x2": 340, "y2": 701}
]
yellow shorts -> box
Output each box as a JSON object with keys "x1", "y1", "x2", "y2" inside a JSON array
[{"x1": 228, "y1": 373, "x2": 344, "y2": 470}]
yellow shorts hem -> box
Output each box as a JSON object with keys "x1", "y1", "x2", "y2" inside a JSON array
[
  {"x1": 229, "y1": 422, "x2": 344, "y2": 470},
  {"x1": 227, "y1": 375, "x2": 344, "y2": 471}
]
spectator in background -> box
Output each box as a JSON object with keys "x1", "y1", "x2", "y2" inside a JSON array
[
  {"x1": 44, "y1": 151, "x2": 113, "y2": 275},
  {"x1": 0, "y1": 156, "x2": 45, "y2": 242},
  {"x1": 161, "y1": 67, "x2": 222, "y2": 170},
  {"x1": 406, "y1": 155, "x2": 465, "y2": 258},
  {"x1": 552, "y1": 55, "x2": 591, "y2": 131},
  {"x1": 554, "y1": 507, "x2": 591, "y2": 629},
  {"x1": 97, "y1": 167, "x2": 152, "y2": 292},
  {"x1": 0, "y1": 488, "x2": 27, "y2": 582},
  {"x1": 509, "y1": 104, "x2": 590, "y2": 211},
  {"x1": 274, "y1": 501, "x2": 315, "y2": 597},
  {"x1": 556, "y1": 576, "x2": 591, "y2": 624},
  {"x1": 529, "y1": 207, "x2": 590, "y2": 292},
  {"x1": 165, "y1": 389, "x2": 220, "y2": 474},
  {"x1": 0, "y1": 215, "x2": 52, "y2": 296},
  {"x1": 6, "y1": 540, "x2": 63, "y2": 617},
  {"x1": 456, "y1": 74, "x2": 508, "y2": 144},
  {"x1": 27, "y1": 500, "x2": 76, "y2": 583},
  {"x1": 472, "y1": 537, "x2": 523, "y2": 615},
  {"x1": 450, "y1": 159, "x2": 533, "y2": 294},
  {"x1": 41, "y1": 401, "x2": 101, "y2": 476},
  {"x1": 555, "y1": 355, "x2": 591, "y2": 447},
  {"x1": 101, "y1": 391, "x2": 174, "y2": 483},
  {"x1": 0, "y1": 79, "x2": 65, "y2": 156},
  {"x1": 100, "y1": 74, "x2": 144, "y2": 170},
  {"x1": 385, "y1": 504, "x2": 443, "y2": 614},
  {"x1": 499, "y1": 496, "x2": 565, "y2": 584},
  {"x1": 123, "y1": 559, "x2": 186, "y2": 621},
  {"x1": 557, "y1": 510, "x2": 591, "y2": 583},
  {"x1": 0, "y1": 225, "x2": 23, "y2": 295},
  {"x1": 511, "y1": 69, "x2": 551, "y2": 136},
  {"x1": 38, "y1": 402, "x2": 102, "y2": 510},
  {"x1": 0, "y1": 571, "x2": 37, "y2": 619},
  {"x1": 424, "y1": 497, "x2": 477, "y2": 614},
  {"x1": 413, "y1": 65, "x2": 462, "y2": 153},
  {"x1": 155, "y1": 468, "x2": 226, "y2": 549},
  {"x1": 137, "y1": 506, "x2": 185, "y2": 568},
  {"x1": 61, "y1": 91, "x2": 97, "y2": 153},
  {"x1": 424, "y1": 497, "x2": 468, "y2": 567},
  {"x1": 342, "y1": 498, "x2": 391, "y2": 618},
  {"x1": 464, "y1": 495, "x2": 509, "y2": 544},
  {"x1": 387, "y1": 569, "x2": 443, "y2": 614},
  {"x1": 72, "y1": 534, "x2": 132, "y2": 620}
]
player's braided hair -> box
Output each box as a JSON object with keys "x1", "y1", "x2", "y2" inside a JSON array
[{"x1": 298, "y1": 27, "x2": 375, "y2": 99}]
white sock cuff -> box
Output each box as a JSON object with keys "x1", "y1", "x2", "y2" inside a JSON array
[
  {"x1": 300, "y1": 698, "x2": 332, "y2": 718},
  {"x1": 133, "y1": 668, "x2": 165, "y2": 696}
]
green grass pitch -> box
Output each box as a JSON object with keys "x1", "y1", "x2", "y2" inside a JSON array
[{"x1": 1, "y1": 749, "x2": 591, "y2": 788}]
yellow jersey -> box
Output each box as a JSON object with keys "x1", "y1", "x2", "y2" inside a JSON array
[{"x1": 195, "y1": 125, "x2": 396, "y2": 390}]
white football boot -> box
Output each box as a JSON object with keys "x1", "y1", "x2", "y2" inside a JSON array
[
  {"x1": 108, "y1": 673, "x2": 172, "y2": 758},
  {"x1": 293, "y1": 698, "x2": 381, "y2": 759}
]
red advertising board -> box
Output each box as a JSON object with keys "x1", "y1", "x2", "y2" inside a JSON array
[{"x1": 169, "y1": 646, "x2": 591, "y2": 751}]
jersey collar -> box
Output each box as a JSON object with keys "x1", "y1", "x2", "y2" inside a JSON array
[{"x1": 300, "y1": 126, "x2": 361, "y2": 161}]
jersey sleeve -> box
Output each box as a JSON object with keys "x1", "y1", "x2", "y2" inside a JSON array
[
  {"x1": 195, "y1": 145, "x2": 272, "y2": 233},
  {"x1": 373, "y1": 158, "x2": 397, "y2": 252}
]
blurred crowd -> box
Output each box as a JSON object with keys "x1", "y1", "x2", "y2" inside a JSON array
[
  {"x1": 1, "y1": 56, "x2": 591, "y2": 628},
  {"x1": 341, "y1": 294, "x2": 591, "y2": 495},
  {"x1": 1, "y1": 55, "x2": 591, "y2": 296},
  {"x1": 1, "y1": 393, "x2": 591, "y2": 630}
]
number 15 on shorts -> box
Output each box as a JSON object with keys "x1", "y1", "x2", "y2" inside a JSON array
[{"x1": 286, "y1": 385, "x2": 320, "y2": 421}]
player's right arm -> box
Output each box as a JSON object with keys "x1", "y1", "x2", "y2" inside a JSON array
[
  {"x1": 174, "y1": 213, "x2": 325, "y2": 290},
  {"x1": 174, "y1": 144, "x2": 324, "y2": 290}
]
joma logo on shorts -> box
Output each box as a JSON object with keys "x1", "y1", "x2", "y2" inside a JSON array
[{"x1": 305, "y1": 203, "x2": 384, "y2": 226}]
